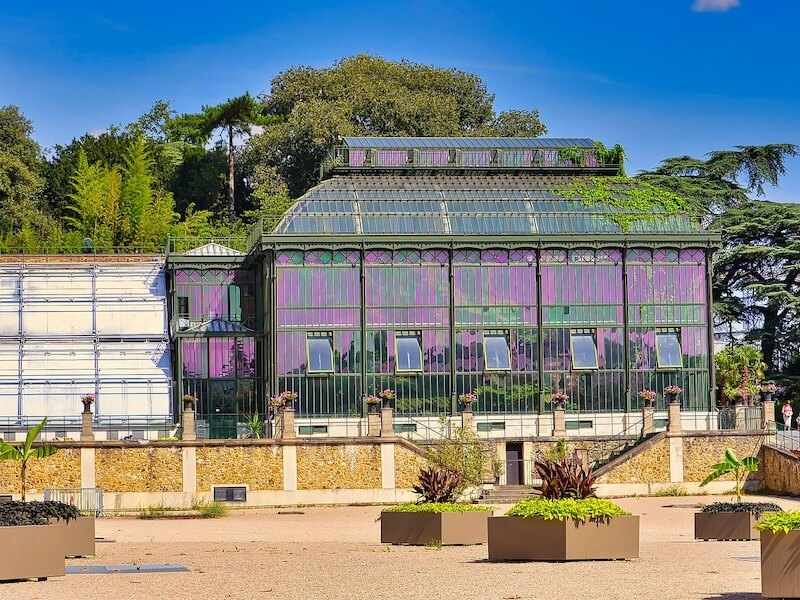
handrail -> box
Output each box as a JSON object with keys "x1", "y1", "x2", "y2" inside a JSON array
[{"x1": 589, "y1": 416, "x2": 647, "y2": 468}]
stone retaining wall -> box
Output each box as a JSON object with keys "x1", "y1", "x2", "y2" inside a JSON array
[
  {"x1": 196, "y1": 446, "x2": 282, "y2": 492},
  {"x1": 761, "y1": 445, "x2": 800, "y2": 495}
]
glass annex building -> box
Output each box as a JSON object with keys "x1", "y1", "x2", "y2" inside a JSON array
[{"x1": 166, "y1": 137, "x2": 718, "y2": 438}]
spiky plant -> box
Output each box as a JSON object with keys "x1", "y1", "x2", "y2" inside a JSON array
[
  {"x1": 412, "y1": 467, "x2": 464, "y2": 503},
  {"x1": 534, "y1": 457, "x2": 597, "y2": 500},
  {"x1": 0, "y1": 418, "x2": 58, "y2": 501}
]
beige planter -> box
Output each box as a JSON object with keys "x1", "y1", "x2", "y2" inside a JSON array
[
  {"x1": 487, "y1": 515, "x2": 639, "y2": 561},
  {"x1": 380, "y1": 511, "x2": 491, "y2": 545},
  {"x1": 694, "y1": 512, "x2": 758, "y2": 541},
  {"x1": 761, "y1": 530, "x2": 800, "y2": 599},
  {"x1": 0, "y1": 524, "x2": 65, "y2": 581},
  {"x1": 59, "y1": 517, "x2": 96, "y2": 557}
]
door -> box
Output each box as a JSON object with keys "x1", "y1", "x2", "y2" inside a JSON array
[{"x1": 505, "y1": 442, "x2": 524, "y2": 485}]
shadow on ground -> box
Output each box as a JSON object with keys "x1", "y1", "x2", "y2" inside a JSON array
[{"x1": 704, "y1": 594, "x2": 760, "y2": 600}]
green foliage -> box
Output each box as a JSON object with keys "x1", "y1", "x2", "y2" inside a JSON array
[
  {"x1": 545, "y1": 439, "x2": 569, "y2": 461},
  {"x1": 383, "y1": 502, "x2": 491, "y2": 513},
  {"x1": 0, "y1": 417, "x2": 58, "y2": 501},
  {"x1": 242, "y1": 413, "x2": 265, "y2": 439},
  {"x1": 701, "y1": 501, "x2": 782, "y2": 518},
  {"x1": 755, "y1": 510, "x2": 800, "y2": 533},
  {"x1": 412, "y1": 467, "x2": 463, "y2": 503},
  {"x1": 425, "y1": 426, "x2": 487, "y2": 492},
  {"x1": 554, "y1": 176, "x2": 696, "y2": 231},
  {"x1": 651, "y1": 484, "x2": 688, "y2": 497},
  {"x1": 192, "y1": 499, "x2": 229, "y2": 519},
  {"x1": 592, "y1": 141, "x2": 626, "y2": 175},
  {"x1": 699, "y1": 448, "x2": 760, "y2": 502},
  {"x1": 138, "y1": 502, "x2": 169, "y2": 519},
  {"x1": 714, "y1": 345, "x2": 767, "y2": 404},
  {"x1": 535, "y1": 458, "x2": 597, "y2": 500},
  {"x1": 0, "y1": 501, "x2": 79, "y2": 526},
  {"x1": 506, "y1": 498, "x2": 629, "y2": 524}
]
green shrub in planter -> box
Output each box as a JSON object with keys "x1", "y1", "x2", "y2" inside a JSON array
[
  {"x1": 0, "y1": 501, "x2": 79, "y2": 526},
  {"x1": 506, "y1": 497, "x2": 629, "y2": 524},
  {"x1": 755, "y1": 510, "x2": 800, "y2": 534},
  {"x1": 702, "y1": 502, "x2": 782, "y2": 519},
  {"x1": 383, "y1": 502, "x2": 492, "y2": 514}
]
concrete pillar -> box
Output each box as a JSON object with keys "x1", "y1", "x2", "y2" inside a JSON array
[
  {"x1": 461, "y1": 408, "x2": 474, "y2": 432},
  {"x1": 182, "y1": 447, "x2": 197, "y2": 493},
  {"x1": 642, "y1": 405, "x2": 654, "y2": 436},
  {"x1": 181, "y1": 407, "x2": 197, "y2": 441},
  {"x1": 552, "y1": 407, "x2": 566, "y2": 438},
  {"x1": 367, "y1": 412, "x2": 381, "y2": 437},
  {"x1": 281, "y1": 406, "x2": 296, "y2": 440},
  {"x1": 80, "y1": 448, "x2": 95, "y2": 488},
  {"x1": 668, "y1": 436, "x2": 684, "y2": 483},
  {"x1": 667, "y1": 402, "x2": 682, "y2": 433},
  {"x1": 734, "y1": 404, "x2": 747, "y2": 430},
  {"x1": 762, "y1": 400, "x2": 776, "y2": 430},
  {"x1": 380, "y1": 407, "x2": 394, "y2": 437},
  {"x1": 380, "y1": 443, "x2": 395, "y2": 490},
  {"x1": 283, "y1": 445, "x2": 297, "y2": 491},
  {"x1": 80, "y1": 409, "x2": 94, "y2": 442}
]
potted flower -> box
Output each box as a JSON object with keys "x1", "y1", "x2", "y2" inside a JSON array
[
  {"x1": 458, "y1": 391, "x2": 478, "y2": 412},
  {"x1": 380, "y1": 466, "x2": 493, "y2": 545},
  {"x1": 182, "y1": 394, "x2": 198, "y2": 411},
  {"x1": 80, "y1": 394, "x2": 94, "y2": 413},
  {"x1": 730, "y1": 387, "x2": 749, "y2": 405},
  {"x1": 761, "y1": 382, "x2": 777, "y2": 402},
  {"x1": 364, "y1": 395, "x2": 381, "y2": 413},
  {"x1": 756, "y1": 510, "x2": 800, "y2": 599},
  {"x1": 638, "y1": 389, "x2": 656, "y2": 407},
  {"x1": 378, "y1": 388, "x2": 396, "y2": 408},
  {"x1": 270, "y1": 391, "x2": 298, "y2": 412},
  {"x1": 695, "y1": 448, "x2": 780, "y2": 541},
  {"x1": 550, "y1": 391, "x2": 568, "y2": 410},
  {"x1": 487, "y1": 457, "x2": 639, "y2": 561},
  {"x1": 664, "y1": 385, "x2": 683, "y2": 404}
]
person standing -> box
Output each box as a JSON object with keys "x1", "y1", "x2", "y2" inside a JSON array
[{"x1": 783, "y1": 400, "x2": 794, "y2": 431}]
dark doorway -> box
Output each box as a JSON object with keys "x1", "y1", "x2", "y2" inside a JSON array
[{"x1": 505, "y1": 442, "x2": 524, "y2": 485}]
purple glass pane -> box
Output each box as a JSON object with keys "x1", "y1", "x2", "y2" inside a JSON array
[
  {"x1": 419, "y1": 149, "x2": 449, "y2": 166},
  {"x1": 365, "y1": 250, "x2": 392, "y2": 264},
  {"x1": 453, "y1": 250, "x2": 480, "y2": 264},
  {"x1": 176, "y1": 270, "x2": 190, "y2": 283},
  {"x1": 630, "y1": 329, "x2": 656, "y2": 369},
  {"x1": 305, "y1": 250, "x2": 332, "y2": 265},
  {"x1": 208, "y1": 338, "x2": 235, "y2": 378},
  {"x1": 422, "y1": 330, "x2": 450, "y2": 373},
  {"x1": 189, "y1": 270, "x2": 202, "y2": 283},
  {"x1": 393, "y1": 250, "x2": 421, "y2": 264},
  {"x1": 461, "y1": 150, "x2": 491, "y2": 166},
  {"x1": 377, "y1": 149, "x2": 407, "y2": 167},
  {"x1": 421, "y1": 250, "x2": 448, "y2": 264},
  {"x1": 540, "y1": 265, "x2": 622, "y2": 305},
  {"x1": 236, "y1": 338, "x2": 257, "y2": 378},
  {"x1": 569, "y1": 249, "x2": 595, "y2": 264},
  {"x1": 597, "y1": 249, "x2": 622, "y2": 263},
  {"x1": 481, "y1": 249, "x2": 509, "y2": 264},
  {"x1": 181, "y1": 339, "x2": 207, "y2": 378},
  {"x1": 349, "y1": 149, "x2": 365, "y2": 167},
  {"x1": 277, "y1": 332, "x2": 305, "y2": 374},
  {"x1": 509, "y1": 249, "x2": 536, "y2": 264},
  {"x1": 627, "y1": 248, "x2": 652, "y2": 263},
  {"x1": 455, "y1": 330, "x2": 481, "y2": 372},
  {"x1": 541, "y1": 249, "x2": 567, "y2": 263},
  {"x1": 680, "y1": 248, "x2": 705, "y2": 264}
]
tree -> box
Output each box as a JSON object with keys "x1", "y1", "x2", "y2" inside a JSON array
[
  {"x1": 713, "y1": 202, "x2": 800, "y2": 372},
  {"x1": 254, "y1": 54, "x2": 548, "y2": 197},
  {"x1": 714, "y1": 345, "x2": 767, "y2": 405},
  {"x1": 0, "y1": 417, "x2": 58, "y2": 501},
  {"x1": 699, "y1": 448, "x2": 759, "y2": 503},
  {"x1": 171, "y1": 93, "x2": 277, "y2": 223},
  {"x1": 638, "y1": 144, "x2": 797, "y2": 213}
]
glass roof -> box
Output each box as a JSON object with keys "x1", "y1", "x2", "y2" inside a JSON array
[
  {"x1": 342, "y1": 137, "x2": 595, "y2": 149},
  {"x1": 273, "y1": 175, "x2": 701, "y2": 236}
]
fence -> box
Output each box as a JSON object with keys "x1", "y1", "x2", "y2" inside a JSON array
[{"x1": 44, "y1": 487, "x2": 104, "y2": 517}]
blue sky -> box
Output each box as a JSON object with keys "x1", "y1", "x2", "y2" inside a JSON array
[{"x1": 2, "y1": 0, "x2": 798, "y2": 201}]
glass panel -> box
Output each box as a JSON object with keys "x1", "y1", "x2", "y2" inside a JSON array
[
  {"x1": 484, "y1": 334, "x2": 511, "y2": 370},
  {"x1": 307, "y1": 335, "x2": 334, "y2": 373},
  {"x1": 395, "y1": 335, "x2": 423, "y2": 372},
  {"x1": 656, "y1": 332, "x2": 683, "y2": 368},
  {"x1": 570, "y1": 333, "x2": 598, "y2": 369}
]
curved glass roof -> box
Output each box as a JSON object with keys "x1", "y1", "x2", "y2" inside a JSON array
[
  {"x1": 273, "y1": 175, "x2": 701, "y2": 236},
  {"x1": 342, "y1": 137, "x2": 595, "y2": 149}
]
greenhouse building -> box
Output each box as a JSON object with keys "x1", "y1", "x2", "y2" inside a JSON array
[{"x1": 165, "y1": 137, "x2": 719, "y2": 439}]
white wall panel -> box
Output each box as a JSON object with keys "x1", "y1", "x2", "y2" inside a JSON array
[
  {"x1": 22, "y1": 342, "x2": 95, "y2": 379},
  {"x1": 0, "y1": 304, "x2": 19, "y2": 336},
  {"x1": 0, "y1": 275, "x2": 20, "y2": 300},
  {"x1": 0, "y1": 383, "x2": 18, "y2": 418},
  {"x1": 96, "y1": 264, "x2": 164, "y2": 297},
  {"x1": 96, "y1": 302, "x2": 165, "y2": 336},
  {"x1": 22, "y1": 383, "x2": 90, "y2": 416},
  {"x1": 98, "y1": 381, "x2": 171, "y2": 416},
  {"x1": 97, "y1": 342, "x2": 170, "y2": 379},
  {"x1": 22, "y1": 304, "x2": 93, "y2": 335},
  {"x1": 24, "y1": 270, "x2": 93, "y2": 299},
  {"x1": 0, "y1": 345, "x2": 20, "y2": 379}
]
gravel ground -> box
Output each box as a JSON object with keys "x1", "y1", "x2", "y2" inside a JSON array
[{"x1": 3, "y1": 494, "x2": 799, "y2": 600}]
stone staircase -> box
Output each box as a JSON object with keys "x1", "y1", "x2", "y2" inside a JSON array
[{"x1": 476, "y1": 484, "x2": 541, "y2": 505}]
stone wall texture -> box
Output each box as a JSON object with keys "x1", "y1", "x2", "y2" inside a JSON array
[
  {"x1": 682, "y1": 435, "x2": 764, "y2": 483},
  {"x1": 0, "y1": 448, "x2": 81, "y2": 494},
  {"x1": 196, "y1": 446, "x2": 282, "y2": 492},
  {"x1": 762, "y1": 446, "x2": 800, "y2": 495},
  {"x1": 598, "y1": 437, "x2": 671, "y2": 484},
  {"x1": 297, "y1": 444, "x2": 381, "y2": 490},
  {"x1": 95, "y1": 447, "x2": 182, "y2": 492},
  {"x1": 395, "y1": 444, "x2": 429, "y2": 489}
]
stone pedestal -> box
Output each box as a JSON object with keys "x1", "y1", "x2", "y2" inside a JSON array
[
  {"x1": 667, "y1": 402, "x2": 681, "y2": 433},
  {"x1": 80, "y1": 410, "x2": 94, "y2": 442},
  {"x1": 461, "y1": 408, "x2": 474, "y2": 432},
  {"x1": 367, "y1": 411, "x2": 381, "y2": 437},
  {"x1": 181, "y1": 407, "x2": 196, "y2": 441},
  {"x1": 642, "y1": 404, "x2": 654, "y2": 436},
  {"x1": 281, "y1": 406, "x2": 296, "y2": 439},
  {"x1": 762, "y1": 400, "x2": 776, "y2": 429},
  {"x1": 552, "y1": 407, "x2": 566, "y2": 438},
  {"x1": 734, "y1": 404, "x2": 748, "y2": 430},
  {"x1": 380, "y1": 407, "x2": 394, "y2": 437}
]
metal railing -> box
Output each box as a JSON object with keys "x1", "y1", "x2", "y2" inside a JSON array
[{"x1": 44, "y1": 488, "x2": 104, "y2": 517}]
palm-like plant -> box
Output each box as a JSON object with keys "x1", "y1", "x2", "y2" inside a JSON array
[
  {"x1": 714, "y1": 345, "x2": 767, "y2": 405},
  {"x1": 699, "y1": 448, "x2": 759, "y2": 503},
  {"x1": 0, "y1": 418, "x2": 58, "y2": 501}
]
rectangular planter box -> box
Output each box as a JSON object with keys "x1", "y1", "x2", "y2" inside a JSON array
[
  {"x1": 59, "y1": 517, "x2": 96, "y2": 557},
  {"x1": 380, "y1": 511, "x2": 491, "y2": 545},
  {"x1": 0, "y1": 524, "x2": 65, "y2": 581},
  {"x1": 694, "y1": 512, "x2": 758, "y2": 541},
  {"x1": 761, "y1": 530, "x2": 800, "y2": 599},
  {"x1": 487, "y1": 515, "x2": 639, "y2": 561}
]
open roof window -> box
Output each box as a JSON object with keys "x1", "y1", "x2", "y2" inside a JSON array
[
  {"x1": 483, "y1": 332, "x2": 512, "y2": 371},
  {"x1": 395, "y1": 332, "x2": 423, "y2": 372},
  {"x1": 570, "y1": 331, "x2": 598, "y2": 370},
  {"x1": 655, "y1": 331, "x2": 683, "y2": 369},
  {"x1": 306, "y1": 333, "x2": 334, "y2": 373}
]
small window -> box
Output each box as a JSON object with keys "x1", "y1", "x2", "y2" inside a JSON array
[
  {"x1": 395, "y1": 333, "x2": 423, "y2": 372},
  {"x1": 655, "y1": 331, "x2": 683, "y2": 369},
  {"x1": 177, "y1": 296, "x2": 189, "y2": 317},
  {"x1": 306, "y1": 333, "x2": 334, "y2": 373},
  {"x1": 570, "y1": 332, "x2": 598, "y2": 370},
  {"x1": 483, "y1": 332, "x2": 512, "y2": 371}
]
